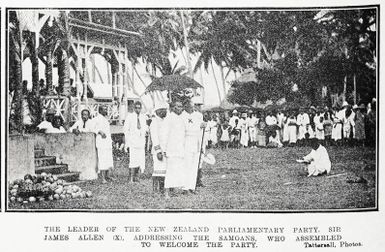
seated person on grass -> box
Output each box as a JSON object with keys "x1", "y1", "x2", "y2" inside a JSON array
[{"x1": 297, "y1": 138, "x2": 331, "y2": 177}]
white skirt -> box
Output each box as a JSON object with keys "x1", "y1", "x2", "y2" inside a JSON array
[
  {"x1": 97, "y1": 147, "x2": 113, "y2": 171},
  {"x1": 129, "y1": 147, "x2": 146, "y2": 173},
  {"x1": 165, "y1": 157, "x2": 185, "y2": 188}
]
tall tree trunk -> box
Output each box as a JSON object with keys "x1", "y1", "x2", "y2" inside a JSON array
[
  {"x1": 210, "y1": 61, "x2": 222, "y2": 102},
  {"x1": 45, "y1": 50, "x2": 54, "y2": 94},
  {"x1": 31, "y1": 44, "x2": 42, "y2": 124},
  {"x1": 9, "y1": 25, "x2": 24, "y2": 133},
  {"x1": 59, "y1": 50, "x2": 72, "y2": 97}
]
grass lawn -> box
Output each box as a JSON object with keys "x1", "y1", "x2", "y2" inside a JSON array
[{"x1": 8, "y1": 146, "x2": 376, "y2": 211}]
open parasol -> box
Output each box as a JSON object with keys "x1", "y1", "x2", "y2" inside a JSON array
[{"x1": 146, "y1": 75, "x2": 203, "y2": 92}]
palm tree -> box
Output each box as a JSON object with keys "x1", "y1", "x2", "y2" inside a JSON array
[{"x1": 9, "y1": 12, "x2": 24, "y2": 133}]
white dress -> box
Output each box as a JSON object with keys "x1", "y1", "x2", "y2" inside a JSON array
[
  {"x1": 164, "y1": 112, "x2": 186, "y2": 189},
  {"x1": 182, "y1": 111, "x2": 203, "y2": 190},
  {"x1": 91, "y1": 114, "x2": 113, "y2": 171}
]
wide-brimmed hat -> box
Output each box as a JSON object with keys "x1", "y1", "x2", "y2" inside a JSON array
[
  {"x1": 232, "y1": 109, "x2": 238, "y2": 114},
  {"x1": 342, "y1": 101, "x2": 349, "y2": 107},
  {"x1": 352, "y1": 104, "x2": 358, "y2": 110}
]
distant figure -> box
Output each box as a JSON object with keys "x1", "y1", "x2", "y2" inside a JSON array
[{"x1": 298, "y1": 138, "x2": 331, "y2": 177}]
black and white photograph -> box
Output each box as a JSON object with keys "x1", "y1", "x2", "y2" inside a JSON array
[{"x1": 5, "y1": 7, "x2": 378, "y2": 211}]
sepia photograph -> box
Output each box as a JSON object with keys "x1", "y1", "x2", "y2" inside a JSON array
[{"x1": 5, "y1": 7, "x2": 378, "y2": 211}]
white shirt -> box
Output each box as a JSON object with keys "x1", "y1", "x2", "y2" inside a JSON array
[
  {"x1": 182, "y1": 111, "x2": 203, "y2": 153},
  {"x1": 265, "y1": 115, "x2": 277, "y2": 126},
  {"x1": 69, "y1": 119, "x2": 93, "y2": 133},
  {"x1": 297, "y1": 113, "x2": 310, "y2": 126},
  {"x1": 91, "y1": 114, "x2": 112, "y2": 149},
  {"x1": 303, "y1": 145, "x2": 331, "y2": 174},
  {"x1": 37, "y1": 120, "x2": 53, "y2": 131},
  {"x1": 248, "y1": 116, "x2": 258, "y2": 128},
  {"x1": 164, "y1": 112, "x2": 186, "y2": 158},
  {"x1": 46, "y1": 126, "x2": 66, "y2": 133},
  {"x1": 124, "y1": 112, "x2": 147, "y2": 148}
]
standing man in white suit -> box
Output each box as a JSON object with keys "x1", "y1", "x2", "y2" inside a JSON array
[
  {"x1": 164, "y1": 100, "x2": 186, "y2": 198},
  {"x1": 124, "y1": 101, "x2": 147, "y2": 182},
  {"x1": 182, "y1": 98, "x2": 204, "y2": 194},
  {"x1": 92, "y1": 105, "x2": 114, "y2": 184}
]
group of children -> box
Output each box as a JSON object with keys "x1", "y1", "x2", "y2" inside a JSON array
[{"x1": 202, "y1": 100, "x2": 376, "y2": 149}]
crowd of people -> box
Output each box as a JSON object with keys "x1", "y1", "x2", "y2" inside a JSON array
[
  {"x1": 33, "y1": 96, "x2": 376, "y2": 196},
  {"x1": 202, "y1": 100, "x2": 377, "y2": 150}
]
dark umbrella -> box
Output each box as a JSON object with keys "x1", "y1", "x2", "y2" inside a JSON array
[{"x1": 146, "y1": 75, "x2": 203, "y2": 92}]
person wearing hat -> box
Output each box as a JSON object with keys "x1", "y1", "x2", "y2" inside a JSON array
[
  {"x1": 149, "y1": 101, "x2": 169, "y2": 193},
  {"x1": 124, "y1": 101, "x2": 147, "y2": 182},
  {"x1": 353, "y1": 104, "x2": 366, "y2": 146},
  {"x1": 69, "y1": 109, "x2": 93, "y2": 134},
  {"x1": 182, "y1": 98, "x2": 205, "y2": 193}
]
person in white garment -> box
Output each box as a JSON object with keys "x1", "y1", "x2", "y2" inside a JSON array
[
  {"x1": 149, "y1": 102, "x2": 169, "y2": 193},
  {"x1": 296, "y1": 108, "x2": 310, "y2": 146},
  {"x1": 248, "y1": 111, "x2": 258, "y2": 148},
  {"x1": 46, "y1": 115, "x2": 66, "y2": 133},
  {"x1": 314, "y1": 109, "x2": 325, "y2": 142},
  {"x1": 69, "y1": 109, "x2": 93, "y2": 134},
  {"x1": 332, "y1": 104, "x2": 345, "y2": 145},
  {"x1": 265, "y1": 110, "x2": 277, "y2": 142},
  {"x1": 276, "y1": 109, "x2": 285, "y2": 141},
  {"x1": 207, "y1": 114, "x2": 219, "y2": 148},
  {"x1": 240, "y1": 113, "x2": 249, "y2": 147},
  {"x1": 182, "y1": 99, "x2": 205, "y2": 194},
  {"x1": 229, "y1": 109, "x2": 240, "y2": 146},
  {"x1": 124, "y1": 101, "x2": 147, "y2": 182},
  {"x1": 284, "y1": 110, "x2": 298, "y2": 146},
  {"x1": 298, "y1": 138, "x2": 331, "y2": 177},
  {"x1": 37, "y1": 109, "x2": 55, "y2": 133},
  {"x1": 92, "y1": 105, "x2": 114, "y2": 183},
  {"x1": 343, "y1": 103, "x2": 355, "y2": 145},
  {"x1": 164, "y1": 100, "x2": 186, "y2": 198}
]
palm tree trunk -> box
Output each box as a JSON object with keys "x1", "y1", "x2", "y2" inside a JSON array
[
  {"x1": 59, "y1": 50, "x2": 72, "y2": 96},
  {"x1": 10, "y1": 26, "x2": 24, "y2": 133},
  {"x1": 45, "y1": 50, "x2": 54, "y2": 94},
  {"x1": 210, "y1": 61, "x2": 222, "y2": 102}
]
